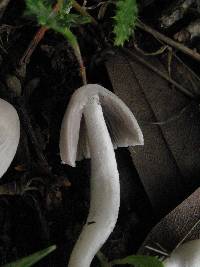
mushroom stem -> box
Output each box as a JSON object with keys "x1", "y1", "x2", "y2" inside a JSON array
[
  {"x1": 68, "y1": 95, "x2": 120, "y2": 267},
  {"x1": 60, "y1": 84, "x2": 143, "y2": 267}
]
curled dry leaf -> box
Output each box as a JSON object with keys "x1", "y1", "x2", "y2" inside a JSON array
[{"x1": 106, "y1": 50, "x2": 200, "y2": 217}]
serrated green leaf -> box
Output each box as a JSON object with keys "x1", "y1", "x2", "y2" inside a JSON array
[
  {"x1": 111, "y1": 255, "x2": 164, "y2": 267},
  {"x1": 25, "y1": 0, "x2": 90, "y2": 30},
  {"x1": 113, "y1": 0, "x2": 138, "y2": 46},
  {"x1": 2, "y1": 245, "x2": 56, "y2": 267},
  {"x1": 25, "y1": 0, "x2": 90, "y2": 48},
  {"x1": 25, "y1": 0, "x2": 53, "y2": 25},
  {"x1": 56, "y1": 13, "x2": 91, "y2": 27}
]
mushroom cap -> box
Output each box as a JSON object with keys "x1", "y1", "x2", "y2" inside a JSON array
[
  {"x1": 0, "y1": 98, "x2": 20, "y2": 178},
  {"x1": 60, "y1": 84, "x2": 144, "y2": 167},
  {"x1": 164, "y1": 239, "x2": 200, "y2": 267}
]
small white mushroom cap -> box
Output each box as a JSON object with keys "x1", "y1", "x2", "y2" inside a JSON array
[
  {"x1": 0, "y1": 98, "x2": 20, "y2": 178},
  {"x1": 60, "y1": 84, "x2": 144, "y2": 166},
  {"x1": 164, "y1": 239, "x2": 200, "y2": 267}
]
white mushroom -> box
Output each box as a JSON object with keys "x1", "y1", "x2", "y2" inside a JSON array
[
  {"x1": 164, "y1": 239, "x2": 200, "y2": 267},
  {"x1": 59, "y1": 84, "x2": 144, "y2": 267},
  {"x1": 0, "y1": 98, "x2": 20, "y2": 178}
]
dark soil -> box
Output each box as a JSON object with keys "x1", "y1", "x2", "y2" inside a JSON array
[{"x1": 0, "y1": 0, "x2": 200, "y2": 266}]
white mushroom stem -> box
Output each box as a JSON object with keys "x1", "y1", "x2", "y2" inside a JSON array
[
  {"x1": 0, "y1": 98, "x2": 20, "y2": 178},
  {"x1": 163, "y1": 239, "x2": 200, "y2": 267},
  {"x1": 68, "y1": 95, "x2": 120, "y2": 267},
  {"x1": 59, "y1": 84, "x2": 143, "y2": 267}
]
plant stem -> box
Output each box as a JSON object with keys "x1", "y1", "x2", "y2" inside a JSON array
[
  {"x1": 20, "y1": 1, "x2": 87, "y2": 84},
  {"x1": 72, "y1": 0, "x2": 98, "y2": 25},
  {"x1": 74, "y1": 43, "x2": 87, "y2": 85},
  {"x1": 136, "y1": 20, "x2": 200, "y2": 62},
  {"x1": 121, "y1": 47, "x2": 195, "y2": 99},
  {"x1": 19, "y1": 3, "x2": 59, "y2": 66},
  {"x1": 19, "y1": 26, "x2": 47, "y2": 65},
  {"x1": 52, "y1": 25, "x2": 87, "y2": 85}
]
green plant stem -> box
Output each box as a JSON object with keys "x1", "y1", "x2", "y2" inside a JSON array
[
  {"x1": 49, "y1": 1, "x2": 88, "y2": 84},
  {"x1": 57, "y1": 0, "x2": 64, "y2": 10},
  {"x1": 72, "y1": 0, "x2": 98, "y2": 25},
  {"x1": 54, "y1": 25, "x2": 87, "y2": 84},
  {"x1": 20, "y1": 2, "x2": 59, "y2": 66},
  {"x1": 23, "y1": 0, "x2": 87, "y2": 85},
  {"x1": 74, "y1": 43, "x2": 87, "y2": 85},
  {"x1": 53, "y1": 1, "x2": 88, "y2": 84}
]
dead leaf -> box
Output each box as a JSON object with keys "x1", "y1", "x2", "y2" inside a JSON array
[
  {"x1": 138, "y1": 188, "x2": 200, "y2": 254},
  {"x1": 106, "y1": 49, "x2": 200, "y2": 217}
]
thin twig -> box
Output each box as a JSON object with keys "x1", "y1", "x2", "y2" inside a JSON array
[
  {"x1": 72, "y1": 0, "x2": 98, "y2": 25},
  {"x1": 20, "y1": 1, "x2": 88, "y2": 84},
  {"x1": 121, "y1": 47, "x2": 195, "y2": 99},
  {"x1": 134, "y1": 43, "x2": 169, "y2": 56},
  {"x1": 73, "y1": 42, "x2": 87, "y2": 85},
  {"x1": 134, "y1": 41, "x2": 200, "y2": 94},
  {"x1": 19, "y1": 26, "x2": 47, "y2": 65},
  {"x1": 136, "y1": 20, "x2": 200, "y2": 62},
  {"x1": 19, "y1": 3, "x2": 59, "y2": 66},
  {"x1": 145, "y1": 245, "x2": 169, "y2": 257}
]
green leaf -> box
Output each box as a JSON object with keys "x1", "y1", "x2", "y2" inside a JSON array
[
  {"x1": 55, "y1": 13, "x2": 91, "y2": 28},
  {"x1": 2, "y1": 245, "x2": 56, "y2": 267},
  {"x1": 25, "y1": 0, "x2": 90, "y2": 48},
  {"x1": 25, "y1": 0, "x2": 90, "y2": 32},
  {"x1": 113, "y1": 0, "x2": 138, "y2": 46},
  {"x1": 25, "y1": 0, "x2": 53, "y2": 25},
  {"x1": 111, "y1": 255, "x2": 164, "y2": 267}
]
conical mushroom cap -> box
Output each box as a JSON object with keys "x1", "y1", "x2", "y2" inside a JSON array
[
  {"x1": 0, "y1": 99, "x2": 20, "y2": 178},
  {"x1": 60, "y1": 84, "x2": 144, "y2": 167}
]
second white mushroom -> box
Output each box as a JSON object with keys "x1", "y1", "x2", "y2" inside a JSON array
[
  {"x1": 164, "y1": 239, "x2": 200, "y2": 267},
  {"x1": 0, "y1": 98, "x2": 20, "y2": 179}
]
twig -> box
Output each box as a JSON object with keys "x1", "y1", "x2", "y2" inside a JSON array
[
  {"x1": 72, "y1": 0, "x2": 98, "y2": 25},
  {"x1": 19, "y1": 3, "x2": 59, "y2": 66},
  {"x1": 134, "y1": 41, "x2": 200, "y2": 95},
  {"x1": 20, "y1": 0, "x2": 98, "y2": 67},
  {"x1": 20, "y1": 1, "x2": 88, "y2": 84},
  {"x1": 73, "y1": 43, "x2": 87, "y2": 85},
  {"x1": 19, "y1": 26, "x2": 47, "y2": 65},
  {"x1": 134, "y1": 43, "x2": 169, "y2": 56},
  {"x1": 121, "y1": 48, "x2": 195, "y2": 99},
  {"x1": 145, "y1": 245, "x2": 169, "y2": 257},
  {"x1": 136, "y1": 20, "x2": 200, "y2": 62}
]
